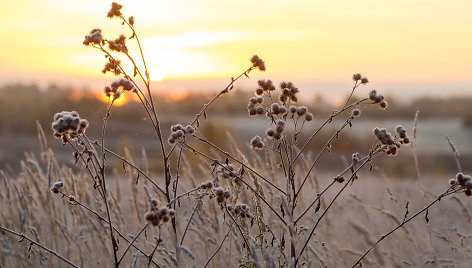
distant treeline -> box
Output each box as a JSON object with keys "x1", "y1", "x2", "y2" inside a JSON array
[{"x1": 1, "y1": 84, "x2": 471, "y2": 134}]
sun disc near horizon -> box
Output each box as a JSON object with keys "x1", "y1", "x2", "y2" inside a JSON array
[{"x1": 149, "y1": 69, "x2": 165, "y2": 82}]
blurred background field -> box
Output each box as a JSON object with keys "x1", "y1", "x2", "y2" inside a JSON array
[{"x1": 1, "y1": 83, "x2": 471, "y2": 177}]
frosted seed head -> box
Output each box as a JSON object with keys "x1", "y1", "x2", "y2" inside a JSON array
[
  {"x1": 289, "y1": 105, "x2": 297, "y2": 114},
  {"x1": 214, "y1": 187, "x2": 224, "y2": 196},
  {"x1": 352, "y1": 108, "x2": 361, "y2": 118},
  {"x1": 159, "y1": 207, "x2": 169, "y2": 216},
  {"x1": 279, "y1": 106, "x2": 287, "y2": 115},
  {"x1": 380, "y1": 100, "x2": 388, "y2": 110},
  {"x1": 296, "y1": 106, "x2": 307, "y2": 116},
  {"x1": 185, "y1": 125, "x2": 195, "y2": 134},
  {"x1": 248, "y1": 106, "x2": 257, "y2": 116},
  {"x1": 171, "y1": 124, "x2": 183, "y2": 132},
  {"x1": 256, "y1": 106, "x2": 265, "y2": 115},
  {"x1": 278, "y1": 94, "x2": 287, "y2": 104},
  {"x1": 465, "y1": 189, "x2": 472, "y2": 196},
  {"x1": 465, "y1": 180, "x2": 472, "y2": 190},
  {"x1": 369, "y1": 90, "x2": 377, "y2": 100},
  {"x1": 107, "y1": 2, "x2": 123, "y2": 18},
  {"x1": 216, "y1": 195, "x2": 225, "y2": 203},
  {"x1": 273, "y1": 132, "x2": 282, "y2": 140},
  {"x1": 352, "y1": 73, "x2": 362, "y2": 81},
  {"x1": 304, "y1": 113, "x2": 313, "y2": 122},
  {"x1": 250, "y1": 55, "x2": 266, "y2": 71},
  {"x1": 175, "y1": 129, "x2": 185, "y2": 138},
  {"x1": 375, "y1": 95, "x2": 384, "y2": 103},
  {"x1": 266, "y1": 129, "x2": 275, "y2": 139},
  {"x1": 50, "y1": 181, "x2": 64, "y2": 194}
]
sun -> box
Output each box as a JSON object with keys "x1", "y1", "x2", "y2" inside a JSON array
[
  {"x1": 149, "y1": 68, "x2": 164, "y2": 81},
  {"x1": 97, "y1": 92, "x2": 128, "y2": 106}
]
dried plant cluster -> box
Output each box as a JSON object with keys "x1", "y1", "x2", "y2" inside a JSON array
[{"x1": 1, "y1": 2, "x2": 471, "y2": 268}]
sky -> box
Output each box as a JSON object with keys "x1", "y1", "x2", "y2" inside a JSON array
[{"x1": 0, "y1": 0, "x2": 471, "y2": 102}]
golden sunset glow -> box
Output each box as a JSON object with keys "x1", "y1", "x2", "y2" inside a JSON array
[
  {"x1": 1, "y1": 0, "x2": 471, "y2": 99},
  {"x1": 167, "y1": 89, "x2": 189, "y2": 102},
  {"x1": 97, "y1": 92, "x2": 128, "y2": 106}
]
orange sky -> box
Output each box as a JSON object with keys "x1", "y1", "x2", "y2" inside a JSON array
[{"x1": 0, "y1": 0, "x2": 471, "y2": 100}]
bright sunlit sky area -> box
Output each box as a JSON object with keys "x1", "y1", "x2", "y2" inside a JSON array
[{"x1": 0, "y1": 0, "x2": 471, "y2": 102}]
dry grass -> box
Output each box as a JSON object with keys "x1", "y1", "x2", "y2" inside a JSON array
[{"x1": 1, "y1": 2, "x2": 471, "y2": 268}]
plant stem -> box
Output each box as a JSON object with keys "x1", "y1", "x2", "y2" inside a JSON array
[{"x1": 0, "y1": 226, "x2": 79, "y2": 268}]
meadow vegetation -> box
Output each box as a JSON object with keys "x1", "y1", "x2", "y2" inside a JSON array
[{"x1": 1, "y1": 3, "x2": 471, "y2": 267}]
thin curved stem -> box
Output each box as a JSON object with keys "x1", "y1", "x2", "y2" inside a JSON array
[
  {"x1": 95, "y1": 144, "x2": 165, "y2": 196},
  {"x1": 117, "y1": 223, "x2": 149, "y2": 265},
  {"x1": 295, "y1": 146, "x2": 384, "y2": 223},
  {"x1": 193, "y1": 134, "x2": 286, "y2": 194},
  {"x1": 295, "y1": 147, "x2": 384, "y2": 264},
  {"x1": 56, "y1": 191, "x2": 160, "y2": 267},
  {"x1": 181, "y1": 142, "x2": 287, "y2": 225},
  {"x1": 180, "y1": 198, "x2": 203, "y2": 245},
  {"x1": 190, "y1": 66, "x2": 255, "y2": 126},
  {"x1": 294, "y1": 116, "x2": 354, "y2": 198},
  {"x1": 293, "y1": 98, "x2": 368, "y2": 163},
  {"x1": 203, "y1": 226, "x2": 232, "y2": 268},
  {"x1": 351, "y1": 187, "x2": 460, "y2": 267},
  {"x1": 0, "y1": 226, "x2": 79, "y2": 268}
]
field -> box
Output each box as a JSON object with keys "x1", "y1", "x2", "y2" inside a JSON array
[
  {"x1": 1, "y1": 128, "x2": 471, "y2": 267},
  {"x1": 1, "y1": 2, "x2": 472, "y2": 268}
]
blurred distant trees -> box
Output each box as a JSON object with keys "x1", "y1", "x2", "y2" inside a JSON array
[{"x1": 1, "y1": 84, "x2": 472, "y2": 136}]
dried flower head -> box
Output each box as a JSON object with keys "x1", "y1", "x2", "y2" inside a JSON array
[
  {"x1": 255, "y1": 106, "x2": 264, "y2": 115},
  {"x1": 271, "y1": 103, "x2": 280, "y2": 115},
  {"x1": 273, "y1": 132, "x2": 282, "y2": 140},
  {"x1": 250, "y1": 135, "x2": 264, "y2": 150},
  {"x1": 369, "y1": 90, "x2": 377, "y2": 101},
  {"x1": 249, "y1": 97, "x2": 258, "y2": 105},
  {"x1": 171, "y1": 124, "x2": 183, "y2": 132},
  {"x1": 250, "y1": 55, "x2": 266, "y2": 71},
  {"x1": 128, "y1": 16, "x2": 134, "y2": 25},
  {"x1": 185, "y1": 125, "x2": 195, "y2": 135},
  {"x1": 380, "y1": 100, "x2": 388, "y2": 110},
  {"x1": 108, "y1": 34, "x2": 128, "y2": 53},
  {"x1": 304, "y1": 112, "x2": 313, "y2": 122},
  {"x1": 289, "y1": 105, "x2": 297, "y2": 114},
  {"x1": 361, "y1": 77, "x2": 369, "y2": 84},
  {"x1": 200, "y1": 181, "x2": 213, "y2": 190},
  {"x1": 248, "y1": 105, "x2": 257, "y2": 116},
  {"x1": 83, "y1": 28, "x2": 103, "y2": 46},
  {"x1": 145, "y1": 211, "x2": 159, "y2": 226},
  {"x1": 352, "y1": 108, "x2": 361, "y2": 118},
  {"x1": 296, "y1": 106, "x2": 307, "y2": 116},
  {"x1": 352, "y1": 73, "x2": 362, "y2": 81},
  {"x1": 234, "y1": 203, "x2": 253, "y2": 219},
  {"x1": 352, "y1": 152, "x2": 360, "y2": 163},
  {"x1": 279, "y1": 105, "x2": 287, "y2": 115},
  {"x1": 457, "y1": 172, "x2": 466, "y2": 186},
  {"x1": 50, "y1": 181, "x2": 64, "y2": 194},
  {"x1": 107, "y1": 2, "x2": 123, "y2": 18},
  {"x1": 52, "y1": 111, "x2": 89, "y2": 141},
  {"x1": 102, "y1": 58, "x2": 121, "y2": 75},
  {"x1": 266, "y1": 128, "x2": 275, "y2": 139}
]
